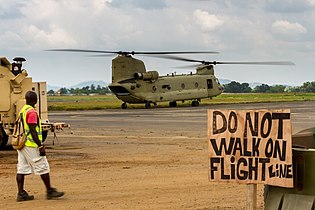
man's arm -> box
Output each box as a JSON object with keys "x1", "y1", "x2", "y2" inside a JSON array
[
  {"x1": 29, "y1": 124, "x2": 46, "y2": 156},
  {"x1": 29, "y1": 124, "x2": 42, "y2": 147}
]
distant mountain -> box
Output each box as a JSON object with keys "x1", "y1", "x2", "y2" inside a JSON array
[
  {"x1": 69, "y1": 80, "x2": 109, "y2": 89},
  {"x1": 47, "y1": 80, "x2": 109, "y2": 91},
  {"x1": 47, "y1": 84, "x2": 62, "y2": 91}
]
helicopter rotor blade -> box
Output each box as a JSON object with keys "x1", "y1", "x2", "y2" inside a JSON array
[
  {"x1": 46, "y1": 49, "x2": 119, "y2": 54},
  {"x1": 147, "y1": 54, "x2": 205, "y2": 63},
  {"x1": 134, "y1": 51, "x2": 219, "y2": 55},
  {"x1": 87, "y1": 54, "x2": 117, "y2": 57},
  {"x1": 210, "y1": 61, "x2": 295, "y2": 65},
  {"x1": 151, "y1": 55, "x2": 295, "y2": 66},
  {"x1": 46, "y1": 49, "x2": 294, "y2": 66},
  {"x1": 173, "y1": 64, "x2": 201, "y2": 69},
  {"x1": 46, "y1": 49, "x2": 219, "y2": 56}
]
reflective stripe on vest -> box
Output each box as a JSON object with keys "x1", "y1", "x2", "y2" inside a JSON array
[{"x1": 20, "y1": 104, "x2": 43, "y2": 148}]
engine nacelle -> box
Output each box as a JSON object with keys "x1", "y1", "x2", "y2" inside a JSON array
[{"x1": 134, "y1": 71, "x2": 159, "y2": 81}]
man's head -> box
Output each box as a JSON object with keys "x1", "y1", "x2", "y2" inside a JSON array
[{"x1": 25, "y1": 91, "x2": 37, "y2": 107}]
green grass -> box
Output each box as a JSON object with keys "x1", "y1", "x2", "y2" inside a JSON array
[
  {"x1": 208, "y1": 93, "x2": 315, "y2": 104},
  {"x1": 47, "y1": 93, "x2": 315, "y2": 111},
  {"x1": 48, "y1": 95, "x2": 121, "y2": 110}
]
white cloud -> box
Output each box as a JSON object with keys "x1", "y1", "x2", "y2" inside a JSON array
[
  {"x1": 307, "y1": 0, "x2": 315, "y2": 6},
  {"x1": 193, "y1": 9, "x2": 224, "y2": 32},
  {"x1": 23, "y1": 24, "x2": 78, "y2": 48},
  {"x1": 0, "y1": 0, "x2": 314, "y2": 86},
  {"x1": 272, "y1": 20, "x2": 307, "y2": 35}
]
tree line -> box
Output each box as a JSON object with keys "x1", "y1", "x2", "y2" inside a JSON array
[
  {"x1": 47, "y1": 84, "x2": 111, "y2": 95},
  {"x1": 222, "y1": 81, "x2": 315, "y2": 93}
]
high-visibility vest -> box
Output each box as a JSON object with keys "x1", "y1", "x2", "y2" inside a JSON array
[{"x1": 20, "y1": 104, "x2": 43, "y2": 148}]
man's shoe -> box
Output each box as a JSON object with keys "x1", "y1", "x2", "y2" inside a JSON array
[
  {"x1": 47, "y1": 188, "x2": 64, "y2": 200},
  {"x1": 16, "y1": 190, "x2": 34, "y2": 202}
]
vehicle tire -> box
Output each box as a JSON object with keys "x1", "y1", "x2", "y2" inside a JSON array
[
  {"x1": 42, "y1": 130, "x2": 48, "y2": 143},
  {"x1": 121, "y1": 103, "x2": 127, "y2": 109},
  {"x1": 0, "y1": 125, "x2": 8, "y2": 150}
]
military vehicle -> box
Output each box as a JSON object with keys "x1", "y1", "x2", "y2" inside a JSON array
[
  {"x1": 0, "y1": 56, "x2": 68, "y2": 149},
  {"x1": 264, "y1": 127, "x2": 315, "y2": 209},
  {"x1": 48, "y1": 49, "x2": 294, "y2": 109}
]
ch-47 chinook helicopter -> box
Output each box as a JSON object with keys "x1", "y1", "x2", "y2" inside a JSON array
[{"x1": 48, "y1": 49, "x2": 294, "y2": 109}]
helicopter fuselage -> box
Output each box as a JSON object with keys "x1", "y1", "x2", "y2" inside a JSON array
[
  {"x1": 108, "y1": 55, "x2": 223, "y2": 108},
  {"x1": 47, "y1": 49, "x2": 293, "y2": 108}
]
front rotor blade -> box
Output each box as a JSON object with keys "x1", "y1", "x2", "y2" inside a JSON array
[
  {"x1": 46, "y1": 49, "x2": 119, "y2": 54},
  {"x1": 46, "y1": 49, "x2": 219, "y2": 55}
]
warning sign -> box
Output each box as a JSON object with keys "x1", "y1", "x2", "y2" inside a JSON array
[{"x1": 207, "y1": 109, "x2": 293, "y2": 188}]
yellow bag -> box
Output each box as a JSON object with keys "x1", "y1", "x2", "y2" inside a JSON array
[{"x1": 11, "y1": 114, "x2": 26, "y2": 150}]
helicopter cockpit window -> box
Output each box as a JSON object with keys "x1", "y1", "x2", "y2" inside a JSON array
[{"x1": 207, "y1": 79, "x2": 213, "y2": 89}]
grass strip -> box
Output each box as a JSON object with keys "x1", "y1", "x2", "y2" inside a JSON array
[{"x1": 48, "y1": 93, "x2": 315, "y2": 111}]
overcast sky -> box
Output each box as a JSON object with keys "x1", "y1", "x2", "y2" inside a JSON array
[{"x1": 1, "y1": 0, "x2": 314, "y2": 87}]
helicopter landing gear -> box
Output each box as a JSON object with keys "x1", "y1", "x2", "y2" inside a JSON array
[
  {"x1": 169, "y1": 101, "x2": 177, "y2": 107},
  {"x1": 191, "y1": 100, "x2": 199, "y2": 107},
  {"x1": 121, "y1": 102, "x2": 128, "y2": 109},
  {"x1": 145, "y1": 101, "x2": 151, "y2": 109}
]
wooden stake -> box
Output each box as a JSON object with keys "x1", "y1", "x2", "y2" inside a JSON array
[{"x1": 246, "y1": 184, "x2": 257, "y2": 210}]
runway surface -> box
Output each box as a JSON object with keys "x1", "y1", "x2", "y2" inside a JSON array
[
  {"x1": 1, "y1": 101, "x2": 314, "y2": 209},
  {"x1": 49, "y1": 101, "x2": 315, "y2": 135}
]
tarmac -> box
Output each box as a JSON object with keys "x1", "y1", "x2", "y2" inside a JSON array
[{"x1": 0, "y1": 101, "x2": 314, "y2": 209}]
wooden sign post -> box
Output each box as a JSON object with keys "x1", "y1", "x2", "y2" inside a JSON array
[
  {"x1": 247, "y1": 184, "x2": 257, "y2": 210},
  {"x1": 207, "y1": 109, "x2": 293, "y2": 209}
]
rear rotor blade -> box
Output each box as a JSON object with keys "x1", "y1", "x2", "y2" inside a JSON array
[
  {"x1": 151, "y1": 55, "x2": 295, "y2": 66},
  {"x1": 134, "y1": 51, "x2": 219, "y2": 55},
  {"x1": 212, "y1": 61, "x2": 295, "y2": 65},
  {"x1": 148, "y1": 54, "x2": 204, "y2": 63}
]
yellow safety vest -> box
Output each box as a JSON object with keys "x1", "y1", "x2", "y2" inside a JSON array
[{"x1": 20, "y1": 104, "x2": 43, "y2": 148}]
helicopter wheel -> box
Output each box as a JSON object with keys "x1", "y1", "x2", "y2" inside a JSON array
[
  {"x1": 169, "y1": 101, "x2": 177, "y2": 107},
  {"x1": 145, "y1": 101, "x2": 151, "y2": 109},
  {"x1": 192, "y1": 100, "x2": 199, "y2": 107},
  {"x1": 121, "y1": 103, "x2": 127, "y2": 109}
]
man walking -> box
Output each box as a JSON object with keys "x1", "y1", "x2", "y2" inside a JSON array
[{"x1": 16, "y1": 90, "x2": 64, "y2": 201}]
